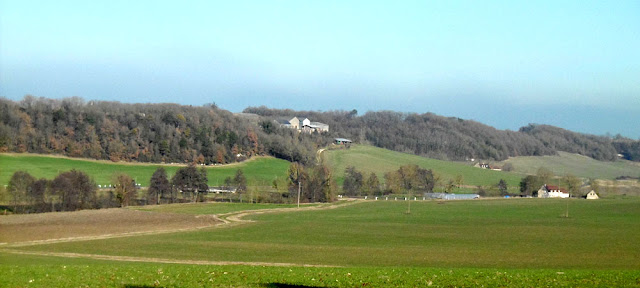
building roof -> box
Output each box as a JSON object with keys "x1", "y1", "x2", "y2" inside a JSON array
[
  {"x1": 335, "y1": 138, "x2": 352, "y2": 142},
  {"x1": 545, "y1": 185, "x2": 567, "y2": 192}
]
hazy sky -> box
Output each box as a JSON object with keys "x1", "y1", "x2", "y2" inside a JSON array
[{"x1": 2, "y1": 1, "x2": 639, "y2": 138}]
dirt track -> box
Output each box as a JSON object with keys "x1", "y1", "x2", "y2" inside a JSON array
[{"x1": 1, "y1": 200, "x2": 359, "y2": 267}]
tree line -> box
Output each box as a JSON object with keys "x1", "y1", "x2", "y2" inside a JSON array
[
  {"x1": 244, "y1": 106, "x2": 640, "y2": 162},
  {"x1": 341, "y1": 165, "x2": 435, "y2": 196},
  {"x1": 3, "y1": 160, "x2": 342, "y2": 214},
  {"x1": 3, "y1": 164, "x2": 251, "y2": 214}
]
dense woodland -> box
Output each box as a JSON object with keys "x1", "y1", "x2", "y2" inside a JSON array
[
  {"x1": 0, "y1": 96, "x2": 327, "y2": 165},
  {"x1": 1, "y1": 96, "x2": 638, "y2": 166},
  {"x1": 244, "y1": 106, "x2": 640, "y2": 162}
]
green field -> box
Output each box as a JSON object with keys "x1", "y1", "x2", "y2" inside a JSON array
[
  {"x1": 2, "y1": 199, "x2": 639, "y2": 287},
  {"x1": 0, "y1": 153, "x2": 290, "y2": 187},
  {"x1": 324, "y1": 145, "x2": 524, "y2": 188},
  {"x1": 20, "y1": 199, "x2": 639, "y2": 269},
  {"x1": 499, "y1": 151, "x2": 640, "y2": 180},
  {"x1": 2, "y1": 253, "x2": 637, "y2": 287},
  {"x1": 0, "y1": 198, "x2": 640, "y2": 287}
]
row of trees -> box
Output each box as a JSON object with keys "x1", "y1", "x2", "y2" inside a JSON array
[
  {"x1": 0, "y1": 96, "x2": 327, "y2": 166},
  {"x1": 245, "y1": 107, "x2": 639, "y2": 162},
  {"x1": 3, "y1": 164, "x2": 251, "y2": 214},
  {"x1": 341, "y1": 165, "x2": 437, "y2": 196}
]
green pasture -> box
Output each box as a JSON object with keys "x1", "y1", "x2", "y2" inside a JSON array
[
  {"x1": 20, "y1": 199, "x2": 640, "y2": 269},
  {"x1": 499, "y1": 151, "x2": 640, "y2": 180},
  {"x1": 0, "y1": 154, "x2": 290, "y2": 187},
  {"x1": 1, "y1": 252, "x2": 637, "y2": 287},
  {"x1": 324, "y1": 145, "x2": 523, "y2": 187}
]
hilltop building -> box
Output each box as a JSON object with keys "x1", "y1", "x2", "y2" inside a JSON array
[{"x1": 277, "y1": 117, "x2": 329, "y2": 133}]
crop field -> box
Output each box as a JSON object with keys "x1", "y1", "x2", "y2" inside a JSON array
[
  {"x1": 324, "y1": 145, "x2": 524, "y2": 187},
  {"x1": 1, "y1": 198, "x2": 639, "y2": 287},
  {"x1": 0, "y1": 153, "x2": 290, "y2": 187},
  {"x1": 498, "y1": 151, "x2": 640, "y2": 180}
]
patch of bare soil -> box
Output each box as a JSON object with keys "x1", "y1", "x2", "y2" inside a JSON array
[{"x1": 0, "y1": 208, "x2": 219, "y2": 244}]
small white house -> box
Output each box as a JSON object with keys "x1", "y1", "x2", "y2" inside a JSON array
[{"x1": 586, "y1": 190, "x2": 599, "y2": 200}]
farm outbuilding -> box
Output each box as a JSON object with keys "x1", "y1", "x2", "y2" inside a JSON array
[
  {"x1": 586, "y1": 190, "x2": 599, "y2": 199},
  {"x1": 334, "y1": 138, "x2": 352, "y2": 145}
]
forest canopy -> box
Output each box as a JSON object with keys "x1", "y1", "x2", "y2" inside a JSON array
[
  {"x1": 244, "y1": 106, "x2": 639, "y2": 162},
  {"x1": 1, "y1": 96, "x2": 637, "y2": 165},
  {"x1": 0, "y1": 96, "x2": 327, "y2": 165}
]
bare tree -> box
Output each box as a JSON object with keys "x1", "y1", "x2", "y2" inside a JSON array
[{"x1": 113, "y1": 173, "x2": 137, "y2": 207}]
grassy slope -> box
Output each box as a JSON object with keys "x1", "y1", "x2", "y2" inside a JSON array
[
  {"x1": 20, "y1": 199, "x2": 640, "y2": 269},
  {"x1": 499, "y1": 151, "x2": 640, "y2": 180},
  {"x1": 0, "y1": 154, "x2": 290, "y2": 187},
  {"x1": 324, "y1": 145, "x2": 523, "y2": 187}
]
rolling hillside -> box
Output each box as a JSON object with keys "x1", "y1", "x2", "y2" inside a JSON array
[
  {"x1": 498, "y1": 152, "x2": 640, "y2": 180},
  {"x1": 0, "y1": 153, "x2": 290, "y2": 187},
  {"x1": 323, "y1": 144, "x2": 523, "y2": 188}
]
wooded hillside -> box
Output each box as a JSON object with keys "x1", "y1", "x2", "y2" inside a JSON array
[
  {"x1": 0, "y1": 97, "x2": 326, "y2": 165},
  {"x1": 1, "y1": 97, "x2": 637, "y2": 164},
  {"x1": 244, "y1": 106, "x2": 639, "y2": 162}
]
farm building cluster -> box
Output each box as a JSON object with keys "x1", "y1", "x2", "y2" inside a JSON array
[
  {"x1": 536, "y1": 184, "x2": 599, "y2": 199},
  {"x1": 473, "y1": 162, "x2": 502, "y2": 171},
  {"x1": 277, "y1": 117, "x2": 329, "y2": 133}
]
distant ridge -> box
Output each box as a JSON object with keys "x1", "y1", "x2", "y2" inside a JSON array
[
  {"x1": 244, "y1": 106, "x2": 640, "y2": 162},
  {"x1": 1, "y1": 96, "x2": 637, "y2": 165}
]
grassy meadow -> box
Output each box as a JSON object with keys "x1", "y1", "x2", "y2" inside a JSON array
[
  {"x1": 16, "y1": 199, "x2": 640, "y2": 269},
  {"x1": 324, "y1": 144, "x2": 524, "y2": 188},
  {"x1": 499, "y1": 151, "x2": 640, "y2": 180},
  {"x1": 2, "y1": 199, "x2": 640, "y2": 287},
  {"x1": 0, "y1": 153, "x2": 290, "y2": 187}
]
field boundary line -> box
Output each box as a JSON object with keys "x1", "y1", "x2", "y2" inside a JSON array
[{"x1": 0, "y1": 249, "x2": 340, "y2": 267}]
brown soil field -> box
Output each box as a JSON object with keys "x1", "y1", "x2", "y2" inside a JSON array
[{"x1": 0, "y1": 208, "x2": 220, "y2": 244}]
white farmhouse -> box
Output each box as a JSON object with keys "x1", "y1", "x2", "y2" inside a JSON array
[{"x1": 537, "y1": 184, "x2": 570, "y2": 198}]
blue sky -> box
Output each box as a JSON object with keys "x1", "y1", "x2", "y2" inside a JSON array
[{"x1": 1, "y1": 1, "x2": 639, "y2": 138}]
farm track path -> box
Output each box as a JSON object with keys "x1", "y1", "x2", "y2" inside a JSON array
[{"x1": 1, "y1": 199, "x2": 360, "y2": 267}]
